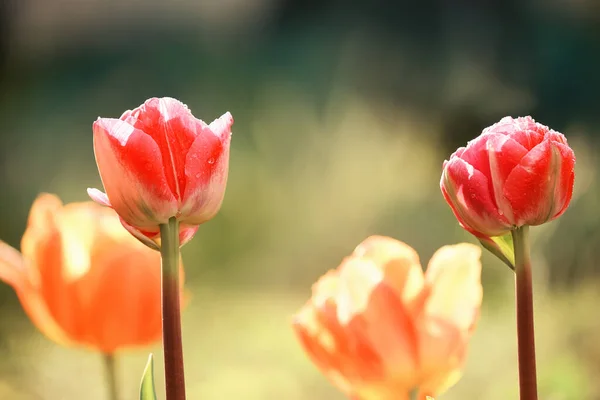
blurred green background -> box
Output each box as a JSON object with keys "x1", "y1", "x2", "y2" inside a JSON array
[{"x1": 1, "y1": 0, "x2": 600, "y2": 399}]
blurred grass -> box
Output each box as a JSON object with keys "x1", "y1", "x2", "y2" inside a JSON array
[{"x1": 1, "y1": 282, "x2": 599, "y2": 400}]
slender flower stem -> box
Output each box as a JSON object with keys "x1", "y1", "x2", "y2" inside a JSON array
[
  {"x1": 103, "y1": 352, "x2": 119, "y2": 400},
  {"x1": 409, "y1": 389, "x2": 419, "y2": 400},
  {"x1": 160, "y1": 217, "x2": 186, "y2": 400},
  {"x1": 511, "y1": 226, "x2": 538, "y2": 400}
]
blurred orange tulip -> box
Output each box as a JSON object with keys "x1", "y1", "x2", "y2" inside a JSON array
[
  {"x1": 0, "y1": 193, "x2": 184, "y2": 353},
  {"x1": 292, "y1": 236, "x2": 482, "y2": 400}
]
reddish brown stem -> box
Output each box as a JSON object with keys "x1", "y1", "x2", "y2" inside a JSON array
[
  {"x1": 160, "y1": 217, "x2": 186, "y2": 400},
  {"x1": 512, "y1": 226, "x2": 538, "y2": 400}
]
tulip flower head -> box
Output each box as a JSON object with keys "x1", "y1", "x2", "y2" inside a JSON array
[
  {"x1": 88, "y1": 97, "x2": 233, "y2": 249},
  {"x1": 440, "y1": 116, "x2": 575, "y2": 238},
  {"x1": 0, "y1": 194, "x2": 184, "y2": 353},
  {"x1": 292, "y1": 236, "x2": 482, "y2": 400}
]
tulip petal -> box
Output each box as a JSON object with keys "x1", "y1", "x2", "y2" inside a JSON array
[
  {"x1": 502, "y1": 139, "x2": 559, "y2": 225},
  {"x1": 16, "y1": 197, "x2": 81, "y2": 346},
  {"x1": 21, "y1": 194, "x2": 63, "y2": 279},
  {"x1": 336, "y1": 258, "x2": 384, "y2": 324},
  {"x1": 337, "y1": 258, "x2": 418, "y2": 384},
  {"x1": 509, "y1": 117, "x2": 547, "y2": 149},
  {"x1": 485, "y1": 134, "x2": 528, "y2": 223},
  {"x1": 424, "y1": 243, "x2": 482, "y2": 332},
  {"x1": 0, "y1": 242, "x2": 72, "y2": 350},
  {"x1": 442, "y1": 158, "x2": 510, "y2": 236},
  {"x1": 117, "y1": 217, "x2": 160, "y2": 251},
  {"x1": 118, "y1": 217, "x2": 198, "y2": 250},
  {"x1": 292, "y1": 305, "x2": 357, "y2": 397},
  {"x1": 456, "y1": 138, "x2": 492, "y2": 184},
  {"x1": 208, "y1": 111, "x2": 234, "y2": 137},
  {"x1": 300, "y1": 269, "x2": 386, "y2": 384},
  {"x1": 548, "y1": 140, "x2": 576, "y2": 219},
  {"x1": 419, "y1": 368, "x2": 463, "y2": 399},
  {"x1": 0, "y1": 241, "x2": 26, "y2": 287},
  {"x1": 15, "y1": 281, "x2": 72, "y2": 346},
  {"x1": 92, "y1": 118, "x2": 178, "y2": 228},
  {"x1": 123, "y1": 98, "x2": 199, "y2": 200},
  {"x1": 178, "y1": 224, "x2": 199, "y2": 246},
  {"x1": 352, "y1": 236, "x2": 425, "y2": 308},
  {"x1": 87, "y1": 188, "x2": 112, "y2": 207},
  {"x1": 180, "y1": 113, "x2": 233, "y2": 225},
  {"x1": 83, "y1": 234, "x2": 163, "y2": 352},
  {"x1": 416, "y1": 244, "x2": 482, "y2": 395}
]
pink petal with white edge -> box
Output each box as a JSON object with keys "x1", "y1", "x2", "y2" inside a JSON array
[
  {"x1": 178, "y1": 224, "x2": 200, "y2": 246},
  {"x1": 442, "y1": 157, "x2": 510, "y2": 237},
  {"x1": 92, "y1": 118, "x2": 178, "y2": 228},
  {"x1": 180, "y1": 112, "x2": 233, "y2": 225},
  {"x1": 208, "y1": 112, "x2": 234, "y2": 137}
]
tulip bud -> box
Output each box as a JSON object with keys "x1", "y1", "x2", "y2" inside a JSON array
[
  {"x1": 440, "y1": 116, "x2": 575, "y2": 238},
  {"x1": 88, "y1": 97, "x2": 233, "y2": 248},
  {"x1": 292, "y1": 236, "x2": 482, "y2": 400}
]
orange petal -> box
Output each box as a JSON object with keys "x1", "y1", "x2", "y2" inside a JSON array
[
  {"x1": 311, "y1": 269, "x2": 341, "y2": 308},
  {"x1": 424, "y1": 243, "x2": 483, "y2": 332},
  {"x1": 352, "y1": 236, "x2": 425, "y2": 310},
  {"x1": 416, "y1": 243, "x2": 482, "y2": 395},
  {"x1": 15, "y1": 281, "x2": 72, "y2": 346},
  {"x1": 0, "y1": 241, "x2": 26, "y2": 287},
  {"x1": 20, "y1": 194, "x2": 63, "y2": 279},
  {"x1": 337, "y1": 258, "x2": 418, "y2": 386},
  {"x1": 0, "y1": 241, "x2": 70, "y2": 347}
]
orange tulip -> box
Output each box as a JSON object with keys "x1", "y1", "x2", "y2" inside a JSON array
[
  {"x1": 0, "y1": 193, "x2": 184, "y2": 353},
  {"x1": 292, "y1": 236, "x2": 482, "y2": 400}
]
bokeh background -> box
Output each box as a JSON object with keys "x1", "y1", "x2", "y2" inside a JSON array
[{"x1": 1, "y1": 0, "x2": 600, "y2": 399}]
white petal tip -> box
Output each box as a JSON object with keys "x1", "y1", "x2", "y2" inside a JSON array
[{"x1": 87, "y1": 188, "x2": 111, "y2": 207}]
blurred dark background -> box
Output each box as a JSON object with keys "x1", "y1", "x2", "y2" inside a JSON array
[{"x1": 0, "y1": 0, "x2": 599, "y2": 399}]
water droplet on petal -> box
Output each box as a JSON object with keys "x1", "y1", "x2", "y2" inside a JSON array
[
  {"x1": 195, "y1": 173, "x2": 202, "y2": 179},
  {"x1": 207, "y1": 158, "x2": 215, "y2": 165}
]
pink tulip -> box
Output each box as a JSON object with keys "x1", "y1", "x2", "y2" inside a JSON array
[
  {"x1": 88, "y1": 97, "x2": 233, "y2": 248},
  {"x1": 441, "y1": 116, "x2": 575, "y2": 238}
]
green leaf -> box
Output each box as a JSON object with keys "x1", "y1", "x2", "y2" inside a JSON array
[
  {"x1": 139, "y1": 354, "x2": 158, "y2": 400},
  {"x1": 478, "y1": 233, "x2": 515, "y2": 271}
]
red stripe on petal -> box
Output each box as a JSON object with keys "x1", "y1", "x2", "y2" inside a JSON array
[
  {"x1": 93, "y1": 118, "x2": 177, "y2": 229},
  {"x1": 503, "y1": 139, "x2": 554, "y2": 225},
  {"x1": 122, "y1": 98, "x2": 198, "y2": 202}
]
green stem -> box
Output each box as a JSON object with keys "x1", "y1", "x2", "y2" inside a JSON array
[
  {"x1": 511, "y1": 226, "x2": 538, "y2": 400},
  {"x1": 103, "y1": 352, "x2": 119, "y2": 400},
  {"x1": 160, "y1": 217, "x2": 186, "y2": 400},
  {"x1": 409, "y1": 389, "x2": 419, "y2": 400}
]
